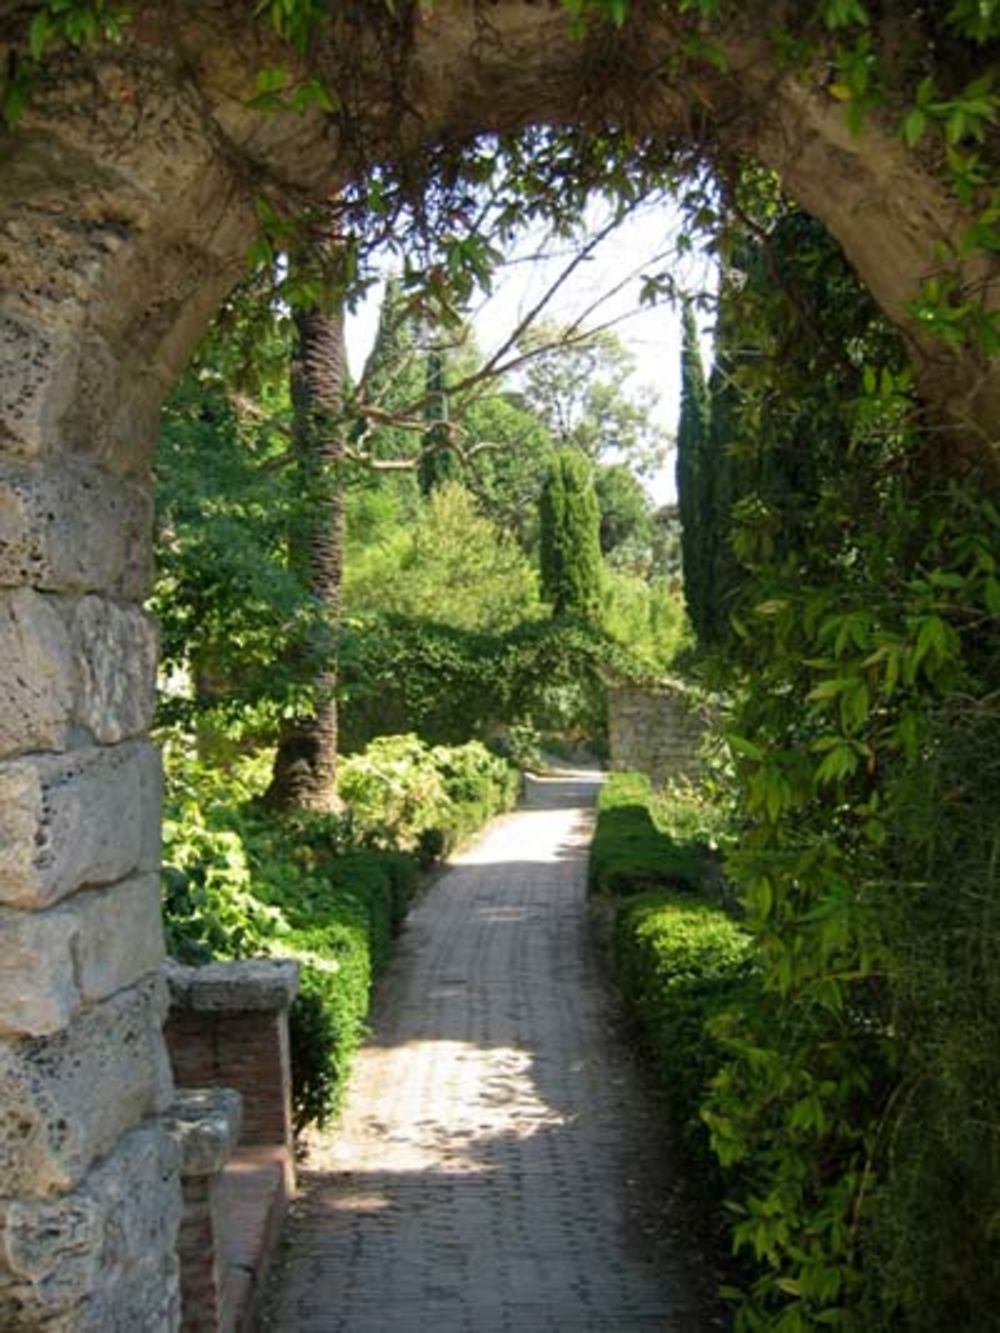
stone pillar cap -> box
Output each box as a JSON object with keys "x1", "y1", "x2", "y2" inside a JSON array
[
  {"x1": 164, "y1": 1086, "x2": 242, "y2": 1177},
  {"x1": 164, "y1": 958, "x2": 300, "y2": 1013}
]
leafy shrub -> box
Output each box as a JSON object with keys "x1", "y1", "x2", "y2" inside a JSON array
[
  {"x1": 163, "y1": 771, "x2": 418, "y2": 1128},
  {"x1": 588, "y1": 772, "x2": 717, "y2": 897},
  {"x1": 431, "y1": 738, "x2": 521, "y2": 844},
  {"x1": 336, "y1": 733, "x2": 518, "y2": 853},
  {"x1": 345, "y1": 481, "x2": 543, "y2": 632},
  {"x1": 163, "y1": 735, "x2": 515, "y2": 1129},
  {"x1": 336, "y1": 733, "x2": 451, "y2": 847},
  {"x1": 614, "y1": 892, "x2": 753, "y2": 1171}
]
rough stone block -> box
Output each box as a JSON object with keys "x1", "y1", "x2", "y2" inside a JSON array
[
  {"x1": 0, "y1": 312, "x2": 74, "y2": 463},
  {"x1": 0, "y1": 588, "x2": 73, "y2": 758},
  {"x1": 0, "y1": 979, "x2": 174, "y2": 1196},
  {"x1": 0, "y1": 459, "x2": 152, "y2": 599},
  {"x1": 164, "y1": 1087, "x2": 242, "y2": 1177},
  {"x1": 0, "y1": 874, "x2": 165, "y2": 1038},
  {"x1": 0, "y1": 742, "x2": 161, "y2": 908},
  {"x1": 0, "y1": 910, "x2": 79, "y2": 1037},
  {"x1": 0, "y1": 1121, "x2": 181, "y2": 1329},
  {"x1": 71, "y1": 874, "x2": 165, "y2": 1008},
  {"x1": 70, "y1": 596, "x2": 158, "y2": 744}
]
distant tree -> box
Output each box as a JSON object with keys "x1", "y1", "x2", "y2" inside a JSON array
[
  {"x1": 594, "y1": 463, "x2": 653, "y2": 564},
  {"x1": 356, "y1": 276, "x2": 423, "y2": 456},
  {"x1": 419, "y1": 347, "x2": 459, "y2": 493},
  {"x1": 345, "y1": 481, "x2": 542, "y2": 632},
  {"x1": 539, "y1": 448, "x2": 603, "y2": 620},
  {"x1": 650, "y1": 504, "x2": 683, "y2": 584},
  {"x1": 675, "y1": 302, "x2": 712, "y2": 641},
  {"x1": 701, "y1": 344, "x2": 741, "y2": 644},
  {"x1": 517, "y1": 322, "x2": 669, "y2": 476},
  {"x1": 463, "y1": 391, "x2": 554, "y2": 555}
]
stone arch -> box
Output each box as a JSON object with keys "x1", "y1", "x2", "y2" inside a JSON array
[{"x1": 1, "y1": 3, "x2": 997, "y2": 1325}]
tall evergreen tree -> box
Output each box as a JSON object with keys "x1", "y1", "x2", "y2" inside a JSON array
[
  {"x1": 419, "y1": 346, "x2": 458, "y2": 493},
  {"x1": 359, "y1": 275, "x2": 424, "y2": 459},
  {"x1": 539, "y1": 447, "x2": 603, "y2": 620},
  {"x1": 675, "y1": 301, "x2": 713, "y2": 641}
]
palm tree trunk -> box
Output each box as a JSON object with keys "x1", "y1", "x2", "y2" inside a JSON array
[{"x1": 266, "y1": 277, "x2": 346, "y2": 811}]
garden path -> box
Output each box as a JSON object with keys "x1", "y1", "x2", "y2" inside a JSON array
[{"x1": 261, "y1": 769, "x2": 719, "y2": 1331}]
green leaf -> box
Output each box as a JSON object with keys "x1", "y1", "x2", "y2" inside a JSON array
[
  {"x1": 903, "y1": 107, "x2": 927, "y2": 146},
  {"x1": 29, "y1": 11, "x2": 53, "y2": 61}
]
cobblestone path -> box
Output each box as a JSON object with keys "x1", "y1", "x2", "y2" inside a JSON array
[{"x1": 262, "y1": 771, "x2": 718, "y2": 1332}]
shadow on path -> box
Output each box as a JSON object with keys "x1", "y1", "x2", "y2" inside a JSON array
[{"x1": 262, "y1": 770, "x2": 727, "y2": 1332}]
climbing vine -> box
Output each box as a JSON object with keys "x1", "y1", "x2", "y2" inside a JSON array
[{"x1": 693, "y1": 201, "x2": 1000, "y2": 1329}]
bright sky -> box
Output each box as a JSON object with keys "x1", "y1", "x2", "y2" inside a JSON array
[{"x1": 345, "y1": 198, "x2": 718, "y2": 506}]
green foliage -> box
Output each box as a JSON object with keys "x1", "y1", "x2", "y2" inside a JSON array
[
  {"x1": 588, "y1": 772, "x2": 718, "y2": 897},
  {"x1": 344, "y1": 482, "x2": 542, "y2": 633},
  {"x1": 431, "y1": 738, "x2": 522, "y2": 841},
  {"x1": 600, "y1": 569, "x2": 689, "y2": 670},
  {"x1": 154, "y1": 364, "x2": 322, "y2": 741},
  {"x1": 676, "y1": 302, "x2": 715, "y2": 643},
  {"x1": 338, "y1": 612, "x2": 635, "y2": 755},
  {"x1": 594, "y1": 766, "x2": 749, "y2": 1190},
  {"x1": 540, "y1": 448, "x2": 604, "y2": 620},
  {"x1": 517, "y1": 323, "x2": 669, "y2": 476},
  {"x1": 594, "y1": 463, "x2": 654, "y2": 564},
  {"x1": 464, "y1": 392, "x2": 555, "y2": 555},
  {"x1": 614, "y1": 892, "x2": 753, "y2": 1169},
  {"x1": 161, "y1": 733, "x2": 513, "y2": 1129},
  {"x1": 858, "y1": 694, "x2": 1000, "y2": 1331},
  {"x1": 336, "y1": 733, "x2": 518, "y2": 854},
  {"x1": 692, "y1": 199, "x2": 1000, "y2": 1331},
  {"x1": 160, "y1": 743, "x2": 413, "y2": 1127},
  {"x1": 418, "y1": 347, "x2": 458, "y2": 493}
]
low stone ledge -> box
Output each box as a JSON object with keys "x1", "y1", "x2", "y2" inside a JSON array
[
  {"x1": 164, "y1": 959, "x2": 300, "y2": 1014},
  {"x1": 164, "y1": 1088, "x2": 243, "y2": 1179}
]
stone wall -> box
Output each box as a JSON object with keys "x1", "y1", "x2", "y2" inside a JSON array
[
  {"x1": 0, "y1": 544, "x2": 182, "y2": 1330},
  {"x1": 607, "y1": 685, "x2": 710, "y2": 788}
]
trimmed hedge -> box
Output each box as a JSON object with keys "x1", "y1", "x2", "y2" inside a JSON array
[
  {"x1": 589, "y1": 771, "x2": 753, "y2": 1188},
  {"x1": 588, "y1": 771, "x2": 714, "y2": 896},
  {"x1": 613, "y1": 892, "x2": 752, "y2": 1168}
]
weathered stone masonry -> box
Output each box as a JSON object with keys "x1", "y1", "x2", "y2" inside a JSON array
[
  {"x1": 607, "y1": 684, "x2": 710, "y2": 789},
  {"x1": 0, "y1": 42, "x2": 264, "y2": 1333}
]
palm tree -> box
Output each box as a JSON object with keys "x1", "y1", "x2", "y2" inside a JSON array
[{"x1": 266, "y1": 240, "x2": 346, "y2": 811}]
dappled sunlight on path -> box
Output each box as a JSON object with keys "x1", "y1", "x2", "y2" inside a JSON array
[{"x1": 262, "y1": 769, "x2": 722, "y2": 1331}]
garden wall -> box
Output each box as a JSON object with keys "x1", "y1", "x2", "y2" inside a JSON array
[{"x1": 607, "y1": 685, "x2": 709, "y2": 787}]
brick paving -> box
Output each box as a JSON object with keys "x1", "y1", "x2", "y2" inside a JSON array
[{"x1": 261, "y1": 770, "x2": 721, "y2": 1332}]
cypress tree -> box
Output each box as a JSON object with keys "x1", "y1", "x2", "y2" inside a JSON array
[
  {"x1": 360, "y1": 275, "x2": 424, "y2": 464},
  {"x1": 539, "y1": 447, "x2": 603, "y2": 620},
  {"x1": 419, "y1": 347, "x2": 458, "y2": 493},
  {"x1": 675, "y1": 302, "x2": 712, "y2": 641}
]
